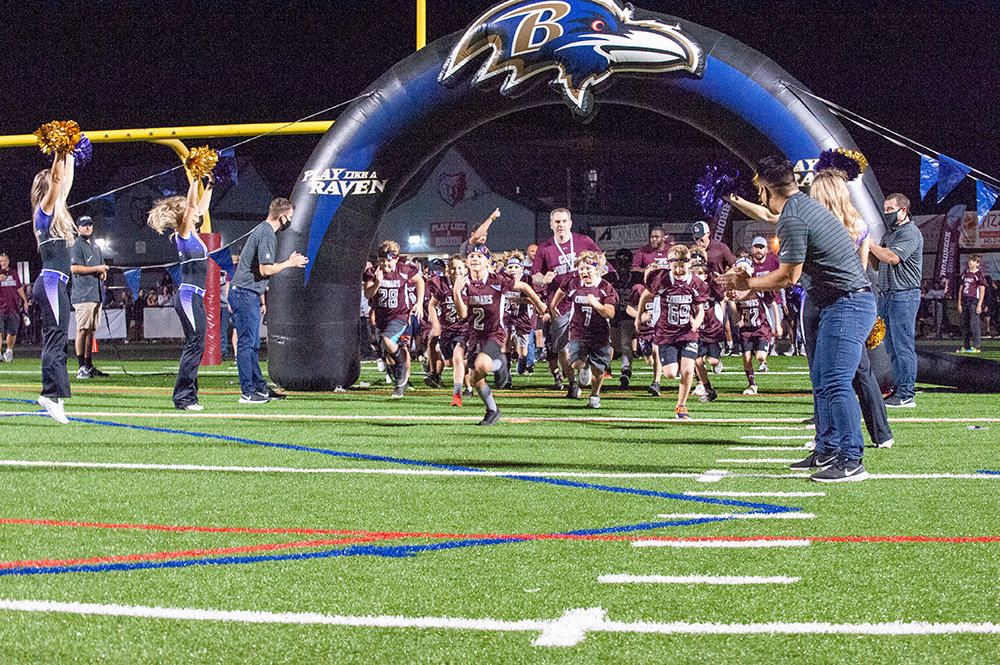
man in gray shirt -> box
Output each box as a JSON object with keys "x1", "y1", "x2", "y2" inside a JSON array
[
  {"x1": 69, "y1": 216, "x2": 109, "y2": 378},
  {"x1": 719, "y1": 156, "x2": 876, "y2": 482},
  {"x1": 229, "y1": 198, "x2": 308, "y2": 403},
  {"x1": 869, "y1": 193, "x2": 923, "y2": 407}
]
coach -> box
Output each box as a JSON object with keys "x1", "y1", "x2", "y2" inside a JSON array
[{"x1": 719, "y1": 157, "x2": 875, "y2": 483}]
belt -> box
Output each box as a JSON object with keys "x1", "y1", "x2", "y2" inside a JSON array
[
  {"x1": 853, "y1": 286, "x2": 873, "y2": 294},
  {"x1": 40, "y1": 269, "x2": 69, "y2": 284},
  {"x1": 179, "y1": 284, "x2": 207, "y2": 297}
]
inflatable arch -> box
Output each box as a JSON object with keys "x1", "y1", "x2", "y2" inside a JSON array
[{"x1": 267, "y1": 0, "x2": 888, "y2": 390}]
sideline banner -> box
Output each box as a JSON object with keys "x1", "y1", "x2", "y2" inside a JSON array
[
  {"x1": 960, "y1": 210, "x2": 1000, "y2": 250},
  {"x1": 935, "y1": 205, "x2": 965, "y2": 292}
]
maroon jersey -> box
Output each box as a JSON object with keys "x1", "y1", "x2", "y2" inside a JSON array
[
  {"x1": 629, "y1": 283, "x2": 659, "y2": 341},
  {"x1": 960, "y1": 270, "x2": 986, "y2": 300},
  {"x1": 752, "y1": 252, "x2": 784, "y2": 305},
  {"x1": 464, "y1": 271, "x2": 515, "y2": 348},
  {"x1": 0, "y1": 268, "x2": 23, "y2": 314},
  {"x1": 631, "y1": 244, "x2": 672, "y2": 272},
  {"x1": 696, "y1": 280, "x2": 726, "y2": 343},
  {"x1": 737, "y1": 293, "x2": 773, "y2": 342},
  {"x1": 531, "y1": 233, "x2": 601, "y2": 315},
  {"x1": 428, "y1": 276, "x2": 467, "y2": 338},
  {"x1": 648, "y1": 271, "x2": 707, "y2": 346},
  {"x1": 561, "y1": 275, "x2": 619, "y2": 345},
  {"x1": 503, "y1": 280, "x2": 534, "y2": 336},
  {"x1": 364, "y1": 262, "x2": 418, "y2": 330}
]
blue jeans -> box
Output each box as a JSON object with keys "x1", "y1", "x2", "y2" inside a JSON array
[
  {"x1": 878, "y1": 289, "x2": 920, "y2": 401},
  {"x1": 811, "y1": 291, "x2": 877, "y2": 462},
  {"x1": 229, "y1": 287, "x2": 267, "y2": 396}
]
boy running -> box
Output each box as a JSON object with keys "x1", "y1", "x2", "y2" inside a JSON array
[{"x1": 428, "y1": 255, "x2": 470, "y2": 405}]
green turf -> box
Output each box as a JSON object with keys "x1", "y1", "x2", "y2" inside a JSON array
[{"x1": 1, "y1": 347, "x2": 999, "y2": 664}]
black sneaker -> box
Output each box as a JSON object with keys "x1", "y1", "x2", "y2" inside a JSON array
[
  {"x1": 647, "y1": 382, "x2": 661, "y2": 397},
  {"x1": 552, "y1": 373, "x2": 564, "y2": 391},
  {"x1": 390, "y1": 384, "x2": 406, "y2": 398},
  {"x1": 810, "y1": 459, "x2": 869, "y2": 483},
  {"x1": 88, "y1": 366, "x2": 109, "y2": 377},
  {"x1": 423, "y1": 372, "x2": 442, "y2": 388},
  {"x1": 265, "y1": 388, "x2": 287, "y2": 400},
  {"x1": 789, "y1": 452, "x2": 837, "y2": 470},
  {"x1": 884, "y1": 395, "x2": 916, "y2": 408},
  {"x1": 566, "y1": 381, "x2": 580, "y2": 399},
  {"x1": 239, "y1": 393, "x2": 269, "y2": 404},
  {"x1": 478, "y1": 409, "x2": 502, "y2": 426},
  {"x1": 699, "y1": 388, "x2": 717, "y2": 403}
]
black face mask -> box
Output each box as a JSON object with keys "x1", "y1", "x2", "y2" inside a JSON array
[
  {"x1": 278, "y1": 215, "x2": 292, "y2": 232},
  {"x1": 883, "y1": 210, "x2": 901, "y2": 227}
]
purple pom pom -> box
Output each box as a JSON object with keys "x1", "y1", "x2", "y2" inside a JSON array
[
  {"x1": 213, "y1": 149, "x2": 238, "y2": 187},
  {"x1": 73, "y1": 135, "x2": 92, "y2": 167},
  {"x1": 815, "y1": 149, "x2": 863, "y2": 181},
  {"x1": 694, "y1": 162, "x2": 751, "y2": 217}
]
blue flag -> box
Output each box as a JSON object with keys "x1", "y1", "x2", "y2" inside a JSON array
[
  {"x1": 978, "y1": 180, "x2": 999, "y2": 225},
  {"x1": 936, "y1": 153, "x2": 972, "y2": 203},
  {"x1": 166, "y1": 264, "x2": 181, "y2": 286},
  {"x1": 919, "y1": 154, "x2": 938, "y2": 200},
  {"x1": 209, "y1": 248, "x2": 236, "y2": 278},
  {"x1": 216, "y1": 148, "x2": 238, "y2": 187},
  {"x1": 124, "y1": 269, "x2": 142, "y2": 299}
]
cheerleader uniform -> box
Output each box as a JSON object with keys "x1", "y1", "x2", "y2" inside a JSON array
[{"x1": 172, "y1": 232, "x2": 208, "y2": 408}]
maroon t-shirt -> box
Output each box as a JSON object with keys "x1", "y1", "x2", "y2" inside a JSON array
[
  {"x1": 531, "y1": 233, "x2": 601, "y2": 315},
  {"x1": 696, "y1": 279, "x2": 726, "y2": 343},
  {"x1": 648, "y1": 271, "x2": 708, "y2": 346},
  {"x1": 752, "y1": 252, "x2": 784, "y2": 305},
  {"x1": 629, "y1": 283, "x2": 659, "y2": 341},
  {"x1": 705, "y1": 239, "x2": 737, "y2": 277},
  {"x1": 631, "y1": 244, "x2": 672, "y2": 272},
  {"x1": 428, "y1": 276, "x2": 467, "y2": 338},
  {"x1": 503, "y1": 280, "x2": 534, "y2": 336},
  {"x1": 464, "y1": 271, "x2": 515, "y2": 348},
  {"x1": 364, "y1": 263, "x2": 418, "y2": 330},
  {"x1": 561, "y1": 275, "x2": 619, "y2": 346},
  {"x1": 737, "y1": 293, "x2": 773, "y2": 342},
  {"x1": 0, "y1": 268, "x2": 23, "y2": 314},
  {"x1": 960, "y1": 270, "x2": 987, "y2": 300}
]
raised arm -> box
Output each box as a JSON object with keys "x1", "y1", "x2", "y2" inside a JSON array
[
  {"x1": 727, "y1": 194, "x2": 779, "y2": 224},
  {"x1": 452, "y1": 275, "x2": 468, "y2": 319},
  {"x1": 514, "y1": 280, "x2": 547, "y2": 315},
  {"x1": 179, "y1": 175, "x2": 214, "y2": 236}
]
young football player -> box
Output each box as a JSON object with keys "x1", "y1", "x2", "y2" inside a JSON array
[
  {"x1": 501, "y1": 251, "x2": 534, "y2": 378},
  {"x1": 428, "y1": 255, "x2": 470, "y2": 405},
  {"x1": 730, "y1": 257, "x2": 773, "y2": 395},
  {"x1": 690, "y1": 251, "x2": 724, "y2": 403},
  {"x1": 625, "y1": 267, "x2": 662, "y2": 394}
]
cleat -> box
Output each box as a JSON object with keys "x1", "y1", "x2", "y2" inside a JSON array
[
  {"x1": 566, "y1": 381, "x2": 580, "y2": 399},
  {"x1": 810, "y1": 459, "x2": 869, "y2": 483},
  {"x1": 390, "y1": 384, "x2": 406, "y2": 398},
  {"x1": 790, "y1": 452, "x2": 837, "y2": 470},
  {"x1": 463, "y1": 386, "x2": 475, "y2": 397},
  {"x1": 757, "y1": 362, "x2": 769, "y2": 373},
  {"x1": 37, "y1": 396, "x2": 69, "y2": 424},
  {"x1": 647, "y1": 382, "x2": 661, "y2": 397},
  {"x1": 477, "y1": 409, "x2": 502, "y2": 426},
  {"x1": 693, "y1": 384, "x2": 706, "y2": 396},
  {"x1": 76, "y1": 367, "x2": 92, "y2": 380},
  {"x1": 743, "y1": 384, "x2": 758, "y2": 395},
  {"x1": 450, "y1": 393, "x2": 463, "y2": 407},
  {"x1": 587, "y1": 395, "x2": 600, "y2": 409},
  {"x1": 698, "y1": 388, "x2": 717, "y2": 403},
  {"x1": 88, "y1": 366, "x2": 109, "y2": 377},
  {"x1": 675, "y1": 405, "x2": 690, "y2": 420},
  {"x1": 619, "y1": 375, "x2": 629, "y2": 388},
  {"x1": 2, "y1": 349, "x2": 11, "y2": 362},
  {"x1": 712, "y1": 361, "x2": 723, "y2": 374}
]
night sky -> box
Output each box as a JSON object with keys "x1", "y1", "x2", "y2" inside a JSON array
[{"x1": 2, "y1": 0, "x2": 998, "y2": 262}]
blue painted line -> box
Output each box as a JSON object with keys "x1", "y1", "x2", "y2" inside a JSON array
[
  {"x1": 1, "y1": 398, "x2": 41, "y2": 405},
  {"x1": 977, "y1": 470, "x2": 1000, "y2": 475}
]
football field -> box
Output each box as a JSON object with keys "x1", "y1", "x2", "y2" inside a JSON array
[{"x1": 1, "y1": 351, "x2": 999, "y2": 663}]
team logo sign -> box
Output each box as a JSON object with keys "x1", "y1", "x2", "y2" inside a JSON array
[
  {"x1": 438, "y1": 172, "x2": 468, "y2": 206},
  {"x1": 439, "y1": 0, "x2": 705, "y2": 118}
]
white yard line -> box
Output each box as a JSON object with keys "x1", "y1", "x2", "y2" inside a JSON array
[
  {"x1": 632, "y1": 539, "x2": 811, "y2": 549},
  {"x1": 599, "y1": 574, "x2": 800, "y2": 585},
  {"x1": 740, "y1": 436, "x2": 815, "y2": 440},
  {"x1": 2, "y1": 599, "x2": 998, "y2": 647},
  {"x1": 750, "y1": 426, "x2": 814, "y2": 430},
  {"x1": 716, "y1": 459, "x2": 805, "y2": 464},
  {"x1": 728, "y1": 446, "x2": 809, "y2": 451},
  {"x1": 658, "y1": 513, "x2": 816, "y2": 520},
  {"x1": 683, "y1": 491, "x2": 825, "y2": 497}
]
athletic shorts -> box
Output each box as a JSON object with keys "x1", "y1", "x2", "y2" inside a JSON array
[
  {"x1": 438, "y1": 333, "x2": 467, "y2": 361},
  {"x1": 377, "y1": 318, "x2": 409, "y2": 346},
  {"x1": 741, "y1": 337, "x2": 770, "y2": 354},
  {"x1": 567, "y1": 339, "x2": 612, "y2": 373},
  {"x1": 0, "y1": 311, "x2": 21, "y2": 337},
  {"x1": 506, "y1": 327, "x2": 530, "y2": 350},
  {"x1": 469, "y1": 339, "x2": 503, "y2": 362},
  {"x1": 659, "y1": 340, "x2": 699, "y2": 366},
  {"x1": 636, "y1": 337, "x2": 654, "y2": 360},
  {"x1": 698, "y1": 341, "x2": 722, "y2": 360},
  {"x1": 73, "y1": 301, "x2": 102, "y2": 331},
  {"x1": 549, "y1": 310, "x2": 571, "y2": 355}
]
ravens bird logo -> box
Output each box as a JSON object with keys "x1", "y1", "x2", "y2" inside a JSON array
[{"x1": 439, "y1": 0, "x2": 705, "y2": 118}]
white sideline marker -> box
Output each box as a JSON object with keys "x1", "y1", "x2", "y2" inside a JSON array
[
  {"x1": 2, "y1": 599, "x2": 999, "y2": 647},
  {"x1": 599, "y1": 574, "x2": 800, "y2": 585},
  {"x1": 658, "y1": 513, "x2": 816, "y2": 520},
  {"x1": 696, "y1": 469, "x2": 729, "y2": 483},
  {"x1": 632, "y1": 539, "x2": 811, "y2": 549}
]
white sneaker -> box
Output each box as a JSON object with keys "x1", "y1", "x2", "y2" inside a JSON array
[
  {"x1": 76, "y1": 367, "x2": 91, "y2": 379},
  {"x1": 385, "y1": 373, "x2": 393, "y2": 384},
  {"x1": 376, "y1": 359, "x2": 386, "y2": 372},
  {"x1": 743, "y1": 384, "x2": 758, "y2": 396},
  {"x1": 693, "y1": 383, "x2": 706, "y2": 396},
  {"x1": 37, "y1": 395, "x2": 69, "y2": 424},
  {"x1": 712, "y1": 361, "x2": 723, "y2": 374},
  {"x1": 177, "y1": 403, "x2": 204, "y2": 411},
  {"x1": 758, "y1": 363, "x2": 769, "y2": 373},
  {"x1": 875, "y1": 438, "x2": 894, "y2": 449},
  {"x1": 578, "y1": 367, "x2": 592, "y2": 387},
  {"x1": 2, "y1": 349, "x2": 11, "y2": 362},
  {"x1": 587, "y1": 395, "x2": 600, "y2": 409}
]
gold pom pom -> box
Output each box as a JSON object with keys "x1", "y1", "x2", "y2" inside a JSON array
[
  {"x1": 34, "y1": 120, "x2": 82, "y2": 155},
  {"x1": 866, "y1": 316, "x2": 886, "y2": 349},
  {"x1": 183, "y1": 146, "x2": 219, "y2": 179},
  {"x1": 836, "y1": 148, "x2": 868, "y2": 174}
]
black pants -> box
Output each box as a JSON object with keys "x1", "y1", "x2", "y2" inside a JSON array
[
  {"x1": 173, "y1": 290, "x2": 206, "y2": 407},
  {"x1": 961, "y1": 297, "x2": 981, "y2": 349},
  {"x1": 803, "y1": 293, "x2": 893, "y2": 446},
  {"x1": 33, "y1": 274, "x2": 71, "y2": 399}
]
